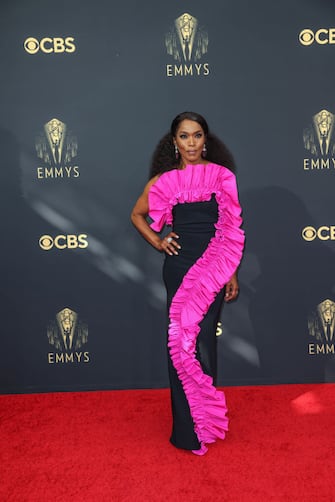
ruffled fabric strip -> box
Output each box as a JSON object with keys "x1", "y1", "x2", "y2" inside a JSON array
[{"x1": 148, "y1": 164, "x2": 245, "y2": 450}]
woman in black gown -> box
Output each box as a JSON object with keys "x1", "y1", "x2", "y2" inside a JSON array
[{"x1": 131, "y1": 112, "x2": 244, "y2": 455}]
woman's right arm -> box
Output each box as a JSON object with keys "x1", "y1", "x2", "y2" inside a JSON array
[{"x1": 130, "y1": 177, "x2": 180, "y2": 256}]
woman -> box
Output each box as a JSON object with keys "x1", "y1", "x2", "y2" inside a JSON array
[{"x1": 131, "y1": 112, "x2": 244, "y2": 455}]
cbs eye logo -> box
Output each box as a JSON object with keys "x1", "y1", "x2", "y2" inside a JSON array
[
  {"x1": 302, "y1": 226, "x2": 335, "y2": 242},
  {"x1": 24, "y1": 37, "x2": 76, "y2": 54},
  {"x1": 39, "y1": 234, "x2": 88, "y2": 250},
  {"x1": 299, "y1": 28, "x2": 335, "y2": 46}
]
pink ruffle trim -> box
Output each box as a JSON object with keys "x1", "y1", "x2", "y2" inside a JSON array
[{"x1": 148, "y1": 164, "x2": 245, "y2": 450}]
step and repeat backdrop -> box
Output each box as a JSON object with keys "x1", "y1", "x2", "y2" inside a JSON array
[{"x1": 1, "y1": 0, "x2": 335, "y2": 393}]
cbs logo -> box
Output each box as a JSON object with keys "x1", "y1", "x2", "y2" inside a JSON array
[
  {"x1": 302, "y1": 226, "x2": 335, "y2": 242},
  {"x1": 299, "y1": 28, "x2": 335, "y2": 46},
  {"x1": 24, "y1": 37, "x2": 76, "y2": 54},
  {"x1": 39, "y1": 234, "x2": 88, "y2": 250}
]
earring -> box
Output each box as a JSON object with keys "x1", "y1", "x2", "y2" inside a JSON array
[
  {"x1": 175, "y1": 144, "x2": 179, "y2": 160},
  {"x1": 202, "y1": 144, "x2": 207, "y2": 158}
]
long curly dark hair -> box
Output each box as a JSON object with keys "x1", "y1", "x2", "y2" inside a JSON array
[{"x1": 149, "y1": 111, "x2": 236, "y2": 179}]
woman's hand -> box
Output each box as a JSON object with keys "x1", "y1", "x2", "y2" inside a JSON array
[
  {"x1": 224, "y1": 273, "x2": 239, "y2": 302},
  {"x1": 159, "y1": 232, "x2": 181, "y2": 255}
]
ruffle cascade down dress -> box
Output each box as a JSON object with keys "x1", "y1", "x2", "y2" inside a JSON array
[{"x1": 148, "y1": 163, "x2": 245, "y2": 455}]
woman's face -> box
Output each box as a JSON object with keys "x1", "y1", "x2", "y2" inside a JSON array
[{"x1": 174, "y1": 119, "x2": 206, "y2": 166}]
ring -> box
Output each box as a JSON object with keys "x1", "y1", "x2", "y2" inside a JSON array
[{"x1": 166, "y1": 237, "x2": 173, "y2": 243}]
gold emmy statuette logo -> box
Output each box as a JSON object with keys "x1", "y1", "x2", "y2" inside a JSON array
[
  {"x1": 303, "y1": 110, "x2": 335, "y2": 171},
  {"x1": 47, "y1": 308, "x2": 89, "y2": 364},
  {"x1": 304, "y1": 110, "x2": 335, "y2": 156},
  {"x1": 24, "y1": 37, "x2": 76, "y2": 54},
  {"x1": 35, "y1": 118, "x2": 80, "y2": 179},
  {"x1": 308, "y1": 299, "x2": 335, "y2": 355},
  {"x1": 165, "y1": 13, "x2": 209, "y2": 77},
  {"x1": 299, "y1": 28, "x2": 335, "y2": 46}
]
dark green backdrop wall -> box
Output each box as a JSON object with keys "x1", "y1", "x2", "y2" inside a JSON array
[{"x1": 1, "y1": 0, "x2": 335, "y2": 393}]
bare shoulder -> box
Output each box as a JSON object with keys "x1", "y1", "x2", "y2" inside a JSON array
[
  {"x1": 143, "y1": 174, "x2": 160, "y2": 194},
  {"x1": 132, "y1": 175, "x2": 160, "y2": 216}
]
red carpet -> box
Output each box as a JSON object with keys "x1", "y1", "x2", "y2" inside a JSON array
[{"x1": 0, "y1": 384, "x2": 334, "y2": 501}]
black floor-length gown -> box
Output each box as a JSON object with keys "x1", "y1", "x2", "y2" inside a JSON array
[
  {"x1": 164, "y1": 196, "x2": 225, "y2": 450},
  {"x1": 148, "y1": 163, "x2": 244, "y2": 453}
]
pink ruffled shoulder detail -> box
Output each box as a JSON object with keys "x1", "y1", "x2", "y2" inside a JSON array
[
  {"x1": 148, "y1": 163, "x2": 229, "y2": 231},
  {"x1": 149, "y1": 163, "x2": 245, "y2": 452}
]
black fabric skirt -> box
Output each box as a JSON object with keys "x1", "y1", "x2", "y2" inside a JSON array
[{"x1": 163, "y1": 195, "x2": 225, "y2": 450}]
